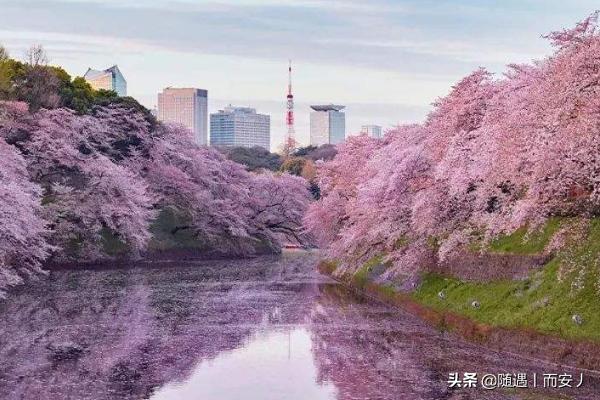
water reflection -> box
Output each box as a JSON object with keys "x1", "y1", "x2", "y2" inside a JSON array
[
  {"x1": 152, "y1": 329, "x2": 337, "y2": 400},
  {"x1": 0, "y1": 253, "x2": 599, "y2": 400}
]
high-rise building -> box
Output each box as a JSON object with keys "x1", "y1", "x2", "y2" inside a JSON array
[
  {"x1": 361, "y1": 125, "x2": 383, "y2": 138},
  {"x1": 210, "y1": 106, "x2": 270, "y2": 150},
  {"x1": 310, "y1": 104, "x2": 346, "y2": 146},
  {"x1": 158, "y1": 88, "x2": 208, "y2": 145},
  {"x1": 83, "y1": 65, "x2": 127, "y2": 96}
]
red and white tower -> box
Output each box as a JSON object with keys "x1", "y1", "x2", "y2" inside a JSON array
[{"x1": 284, "y1": 60, "x2": 296, "y2": 152}]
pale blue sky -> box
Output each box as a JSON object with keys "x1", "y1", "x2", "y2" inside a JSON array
[{"x1": 1, "y1": 0, "x2": 598, "y2": 148}]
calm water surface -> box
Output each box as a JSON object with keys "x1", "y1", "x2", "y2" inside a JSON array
[{"x1": 1, "y1": 252, "x2": 599, "y2": 400}]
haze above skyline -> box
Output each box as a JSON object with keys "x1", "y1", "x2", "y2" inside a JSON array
[{"x1": 1, "y1": 0, "x2": 598, "y2": 148}]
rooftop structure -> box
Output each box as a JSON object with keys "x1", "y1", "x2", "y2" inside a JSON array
[{"x1": 310, "y1": 104, "x2": 346, "y2": 112}]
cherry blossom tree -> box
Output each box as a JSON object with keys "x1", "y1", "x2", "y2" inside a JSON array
[
  {"x1": 0, "y1": 136, "x2": 50, "y2": 297},
  {"x1": 0, "y1": 90, "x2": 311, "y2": 297},
  {"x1": 247, "y1": 171, "x2": 311, "y2": 250},
  {"x1": 140, "y1": 124, "x2": 256, "y2": 253},
  {"x1": 139, "y1": 123, "x2": 310, "y2": 255},
  {"x1": 7, "y1": 106, "x2": 156, "y2": 261},
  {"x1": 307, "y1": 12, "x2": 600, "y2": 277},
  {"x1": 304, "y1": 134, "x2": 383, "y2": 262}
]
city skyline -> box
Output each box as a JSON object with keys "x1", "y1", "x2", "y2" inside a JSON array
[{"x1": 1, "y1": 1, "x2": 599, "y2": 148}]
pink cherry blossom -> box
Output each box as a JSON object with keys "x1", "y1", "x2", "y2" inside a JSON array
[{"x1": 306, "y1": 13, "x2": 600, "y2": 278}]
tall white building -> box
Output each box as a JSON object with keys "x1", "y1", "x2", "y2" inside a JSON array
[
  {"x1": 158, "y1": 88, "x2": 208, "y2": 145},
  {"x1": 83, "y1": 65, "x2": 127, "y2": 96},
  {"x1": 210, "y1": 106, "x2": 270, "y2": 150},
  {"x1": 310, "y1": 104, "x2": 346, "y2": 146},
  {"x1": 361, "y1": 125, "x2": 383, "y2": 138}
]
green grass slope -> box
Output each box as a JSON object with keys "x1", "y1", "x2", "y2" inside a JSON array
[{"x1": 412, "y1": 218, "x2": 600, "y2": 341}]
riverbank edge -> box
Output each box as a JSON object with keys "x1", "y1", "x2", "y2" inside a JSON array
[
  {"x1": 317, "y1": 260, "x2": 600, "y2": 371},
  {"x1": 43, "y1": 246, "x2": 282, "y2": 270}
]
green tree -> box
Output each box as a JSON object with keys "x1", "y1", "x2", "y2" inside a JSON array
[
  {"x1": 0, "y1": 46, "x2": 26, "y2": 100},
  {"x1": 0, "y1": 44, "x2": 155, "y2": 121},
  {"x1": 219, "y1": 146, "x2": 282, "y2": 171},
  {"x1": 0, "y1": 60, "x2": 12, "y2": 99},
  {"x1": 280, "y1": 157, "x2": 306, "y2": 176},
  {"x1": 66, "y1": 77, "x2": 96, "y2": 113},
  {"x1": 51, "y1": 66, "x2": 96, "y2": 114}
]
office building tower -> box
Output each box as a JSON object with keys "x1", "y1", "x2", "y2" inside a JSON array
[
  {"x1": 210, "y1": 106, "x2": 270, "y2": 150},
  {"x1": 310, "y1": 104, "x2": 346, "y2": 146},
  {"x1": 361, "y1": 125, "x2": 383, "y2": 138},
  {"x1": 158, "y1": 88, "x2": 208, "y2": 145},
  {"x1": 83, "y1": 65, "x2": 127, "y2": 96}
]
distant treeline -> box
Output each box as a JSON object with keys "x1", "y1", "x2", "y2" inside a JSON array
[{"x1": 218, "y1": 144, "x2": 337, "y2": 199}]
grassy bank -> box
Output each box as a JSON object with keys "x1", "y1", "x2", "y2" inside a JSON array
[
  {"x1": 414, "y1": 218, "x2": 600, "y2": 341},
  {"x1": 413, "y1": 257, "x2": 600, "y2": 341},
  {"x1": 333, "y1": 217, "x2": 600, "y2": 343}
]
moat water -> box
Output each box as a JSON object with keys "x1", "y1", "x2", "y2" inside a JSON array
[{"x1": 1, "y1": 252, "x2": 599, "y2": 399}]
